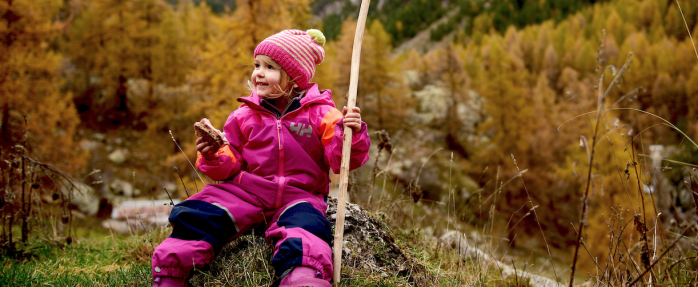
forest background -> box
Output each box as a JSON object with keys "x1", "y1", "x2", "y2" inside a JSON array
[{"x1": 2, "y1": 0, "x2": 698, "y2": 284}]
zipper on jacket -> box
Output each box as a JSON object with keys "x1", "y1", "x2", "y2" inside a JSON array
[
  {"x1": 276, "y1": 119, "x2": 285, "y2": 208},
  {"x1": 276, "y1": 120, "x2": 282, "y2": 150},
  {"x1": 238, "y1": 97, "x2": 324, "y2": 209}
]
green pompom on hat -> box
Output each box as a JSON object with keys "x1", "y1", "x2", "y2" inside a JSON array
[{"x1": 306, "y1": 29, "x2": 326, "y2": 46}]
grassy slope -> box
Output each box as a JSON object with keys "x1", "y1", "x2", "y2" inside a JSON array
[
  {"x1": 0, "y1": 216, "x2": 527, "y2": 286},
  {"x1": 0, "y1": 220, "x2": 164, "y2": 286}
]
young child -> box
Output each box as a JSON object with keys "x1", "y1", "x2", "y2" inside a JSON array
[{"x1": 152, "y1": 29, "x2": 370, "y2": 287}]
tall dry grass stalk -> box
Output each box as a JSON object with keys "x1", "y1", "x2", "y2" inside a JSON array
[
  {"x1": 567, "y1": 30, "x2": 635, "y2": 284},
  {"x1": 676, "y1": 0, "x2": 698, "y2": 60},
  {"x1": 562, "y1": 4, "x2": 698, "y2": 282},
  {"x1": 511, "y1": 154, "x2": 560, "y2": 285},
  {"x1": 169, "y1": 130, "x2": 206, "y2": 187}
]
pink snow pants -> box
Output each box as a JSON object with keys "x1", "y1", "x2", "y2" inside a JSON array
[{"x1": 151, "y1": 183, "x2": 333, "y2": 282}]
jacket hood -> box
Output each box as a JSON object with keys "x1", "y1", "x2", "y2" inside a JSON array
[{"x1": 238, "y1": 83, "x2": 335, "y2": 108}]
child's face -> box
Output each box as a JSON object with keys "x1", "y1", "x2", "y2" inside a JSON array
[{"x1": 251, "y1": 55, "x2": 287, "y2": 98}]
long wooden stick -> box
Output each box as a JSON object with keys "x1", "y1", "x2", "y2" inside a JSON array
[{"x1": 332, "y1": 0, "x2": 371, "y2": 284}]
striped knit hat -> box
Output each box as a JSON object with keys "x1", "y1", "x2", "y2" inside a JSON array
[{"x1": 254, "y1": 29, "x2": 326, "y2": 90}]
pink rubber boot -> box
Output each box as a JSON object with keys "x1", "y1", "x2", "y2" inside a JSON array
[
  {"x1": 153, "y1": 277, "x2": 187, "y2": 287},
  {"x1": 279, "y1": 266, "x2": 332, "y2": 287}
]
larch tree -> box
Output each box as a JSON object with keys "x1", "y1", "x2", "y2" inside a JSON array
[
  {"x1": 358, "y1": 20, "x2": 410, "y2": 134},
  {"x1": 473, "y1": 34, "x2": 532, "y2": 168},
  {"x1": 423, "y1": 42, "x2": 470, "y2": 158},
  {"x1": 0, "y1": 0, "x2": 85, "y2": 171},
  {"x1": 333, "y1": 19, "x2": 411, "y2": 134},
  {"x1": 312, "y1": 41, "x2": 338, "y2": 102},
  {"x1": 333, "y1": 18, "x2": 356, "y2": 102},
  {"x1": 131, "y1": 1, "x2": 201, "y2": 163},
  {"x1": 543, "y1": 44, "x2": 559, "y2": 88},
  {"x1": 66, "y1": 0, "x2": 171, "y2": 124},
  {"x1": 687, "y1": 65, "x2": 698, "y2": 135}
]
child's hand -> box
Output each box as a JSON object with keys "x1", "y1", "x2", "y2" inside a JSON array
[
  {"x1": 342, "y1": 106, "x2": 362, "y2": 134},
  {"x1": 197, "y1": 137, "x2": 219, "y2": 161}
]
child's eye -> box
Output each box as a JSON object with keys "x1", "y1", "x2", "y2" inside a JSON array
[
  {"x1": 255, "y1": 64, "x2": 260, "y2": 68},
  {"x1": 267, "y1": 65, "x2": 274, "y2": 70}
]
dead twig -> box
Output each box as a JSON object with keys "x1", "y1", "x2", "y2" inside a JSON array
[
  {"x1": 163, "y1": 188, "x2": 175, "y2": 206},
  {"x1": 174, "y1": 166, "x2": 190, "y2": 198}
]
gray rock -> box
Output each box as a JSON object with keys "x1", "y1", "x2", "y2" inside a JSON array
[
  {"x1": 111, "y1": 199, "x2": 179, "y2": 224},
  {"x1": 109, "y1": 179, "x2": 134, "y2": 198},
  {"x1": 411, "y1": 85, "x2": 482, "y2": 131},
  {"x1": 190, "y1": 198, "x2": 432, "y2": 285},
  {"x1": 79, "y1": 140, "x2": 100, "y2": 151},
  {"x1": 403, "y1": 70, "x2": 422, "y2": 88},
  {"x1": 101, "y1": 218, "x2": 154, "y2": 235},
  {"x1": 71, "y1": 210, "x2": 86, "y2": 219},
  {"x1": 108, "y1": 149, "x2": 128, "y2": 164},
  {"x1": 61, "y1": 182, "x2": 99, "y2": 216},
  {"x1": 91, "y1": 133, "x2": 106, "y2": 141},
  {"x1": 327, "y1": 187, "x2": 350, "y2": 203},
  {"x1": 441, "y1": 231, "x2": 561, "y2": 287},
  {"x1": 325, "y1": 198, "x2": 430, "y2": 284},
  {"x1": 103, "y1": 198, "x2": 179, "y2": 235}
]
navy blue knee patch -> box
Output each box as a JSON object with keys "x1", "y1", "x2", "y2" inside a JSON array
[
  {"x1": 169, "y1": 200, "x2": 238, "y2": 253},
  {"x1": 277, "y1": 202, "x2": 331, "y2": 245},
  {"x1": 271, "y1": 238, "x2": 303, "y2": 277}
]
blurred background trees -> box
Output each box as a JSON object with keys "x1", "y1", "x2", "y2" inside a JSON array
[
  {"x1": 1, "y1": 0, "x2": 86, "y2": 172},
  {"x1": 3, "y1": 0, "x2": 698, "y2": 277}
]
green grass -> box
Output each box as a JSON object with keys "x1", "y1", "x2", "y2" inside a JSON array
[
  {"x1": 0, "y1": 211, "x2": 534, "y2": 287},
  {"x1": 1, "y1": 223, "x2": 529, "y2": 287},
  {"x1": 2, "y1": 262, "x2": 150, "y2": 287},
  {"x1": 3, "y1": 207, "x2": 690, "y2": 286},
  {"x1": 0, "y1": 220, "x2": 168, "y2": 287}
]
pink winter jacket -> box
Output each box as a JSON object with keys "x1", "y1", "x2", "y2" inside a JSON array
[{"x1": 195, "y1": 84, "x2": 370, "y2": 208}]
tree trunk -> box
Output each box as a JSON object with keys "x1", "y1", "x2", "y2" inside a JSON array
[
  {"x1": 377, "y1": 87, "x2": 383, "y2": 130},
  {"x1": 20, "y1": 154, "x2": 27, "y2": 243},
  {"x1": 688, "y1": 176, "x2": 698, "y2": 218},
  {"x1": 115, "y1": 10, "x2": 129, "y2": 116},
  {"x1": 7, "y1": 158, "x2": 14, "y2": 248},
  {"x1": 2, "y1": 0, "x2": 19, "y2": 47},
  {"x1": 1, "y1": 0, "x2": 16, "y2": 148},
  {"x1": 116, "y1": 73, "x2": 128, "y2": 112},
  {"x1": 0, "y1": 103, "x2": 9, "y2": 147}
]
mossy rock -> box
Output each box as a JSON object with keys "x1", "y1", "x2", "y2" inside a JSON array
[{"x1": 189, "y1": 198, "x2": 431, "y2": 286}]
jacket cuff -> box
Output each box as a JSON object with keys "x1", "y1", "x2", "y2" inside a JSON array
[
  {"x1": 201, "y1": 157, "x2": 222, "y2": 166},
  {"x1": 196, "y1": 151, "x2": 221, "y2": 167},
  {"x1": 335, "y1": 118, "x2": 366, "y2": 142},
  {"x1": 352, "y1": 122, "x2": 367, "y2": 143}
]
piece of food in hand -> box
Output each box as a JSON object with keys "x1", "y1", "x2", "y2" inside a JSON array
[{"x1": 194, "y1": 118, "x2": 228, "y2": 152}]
